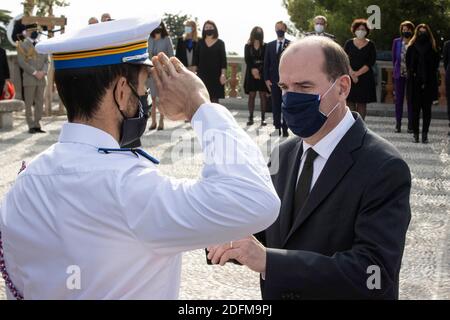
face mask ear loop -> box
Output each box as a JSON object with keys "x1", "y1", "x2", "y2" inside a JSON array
[
  {"x1": 318, "y1": 78, "x2": 341, "y2": 117},
  {"x1": 127, "y1": 82, "x2": 144, "y2": 118},
  {"x1": 113, "y1": 82, "x2": 127, "y2": 120},
  {"x1": 319, "y1": 78, "x2": 339, "y2": 101}
]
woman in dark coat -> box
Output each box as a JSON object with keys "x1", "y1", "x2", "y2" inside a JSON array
[
  {"x1": 244, "y1": 26, "x2": 268, "y2": 126},
  {"x1": 406, "y1": 23, "x2": 440, "y2": 144},
  {"x1": 344, "y1": 19, "x2": 377, "y2": 121},
  {"x1": 194, "y1": 20, "x2": 227, "y2": 103}
]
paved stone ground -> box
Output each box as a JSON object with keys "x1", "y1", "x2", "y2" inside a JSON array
[{"x1": 0, "y1": 109, "x2": 449, "y2": 300}]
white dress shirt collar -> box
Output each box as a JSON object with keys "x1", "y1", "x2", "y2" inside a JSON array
[
  {"x1": 302, "y1": 108, "x2": 356, "y2": 161},
  {"x1": 58, "y1": 122, "x2": 120, "y2": 149}
]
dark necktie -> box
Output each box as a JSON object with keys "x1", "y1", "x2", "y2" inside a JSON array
[
  {"x1": 277, "y1": 41, "x2": 283, "y2": 55},
  {"x1": 292, "y1": 148, "x2": 319, "y2": 225}
]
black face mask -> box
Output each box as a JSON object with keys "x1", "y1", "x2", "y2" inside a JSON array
[
  {"x1": 254, "y1": 32, "x2": 263, "y2": 41},
  {"x1": 113, "y1": 81, "x2": 150, "y2": 147},
  {"x1": 30, "y1": 31, "x2": 38, "y2": 40},
  {"x1": 402, "y1": 31, "x2": 412, "y2": 38},
  {"x1": 417, "y1": 32, "x2": 429, "y2": 43},
  {"x1": 276, "y1": 30, "x2": 286, "y2": 38},
  {"x1": 205, "y1": 29, "x2": 215, "y2": 36}
]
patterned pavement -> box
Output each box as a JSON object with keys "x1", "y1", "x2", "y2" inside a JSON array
[{"x1": 0, "y1": 108, "x2": 449, "y2": 300}]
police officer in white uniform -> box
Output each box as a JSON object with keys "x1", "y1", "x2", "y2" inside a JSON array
[{"x1": 0, "y1": 16, "x2": 280, "y2": 299}]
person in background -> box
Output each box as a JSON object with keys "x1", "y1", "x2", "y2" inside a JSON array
[
  {"x1": 305, "y1": 15, "x2": 335, "y2": 40},
  {"x1": 147, "y1": 22, "x2": 174, "y2": 131},
  {"x1": 443, "y1": 39, "x2": 450, "y2": 136},
  {"x1": 244, "y1": 26, "x2": 268, "y2": 126},
  {"x1": 392, "y1": 21, "x2": 415, "y2": 133},
  {"x1": 17, "y1": 24, "x2": 49, "y2": 134},
  {"x1": 88, "y1": 17, "x2": 99, "y2": 25},
  {"x1": 0, "y1": 39, "x2": 11, "y2": 100},
  {"x1": 175, "y1": 20, "x2": 199, "y2": 72},
  {"x1": 264, "y1": 21, "x2": 290, "y2": 137},
  {"x1": 344, "y1": 19, "x2": 377, "y2": 121},
  {"x1": 406, "y1": 24, "x2": 440, "y2": 144},
  {"x1": 194, "y1": 20, "x2": 227, "y2": 104},
  {"x1": 101, "y1": 13, "x2": 112, "y2": 22}
]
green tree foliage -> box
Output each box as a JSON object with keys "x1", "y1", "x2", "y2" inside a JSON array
[
  {"x1": 34, "y1": 0, "x2": 70, "y2": 16},
  {"x1": 284, "y1": 0, "x2": 450, "y2": 52},
  {"x1": 163, "y1": 12, "x2": 199, "y2": 48}
]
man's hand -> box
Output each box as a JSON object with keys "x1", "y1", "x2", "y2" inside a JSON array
[
  {"x1": 151, "y1": 53, "x2": 210, "y2": 121},
  {"x1": 34, "y1": 71, "x2": 45, "y2": 80},
  {"x1": 207, "y1": 236, "x2": 267, "y2": 274},
  {"x1": 265, "y1": 80, "x2": 272, "y2": 92}
]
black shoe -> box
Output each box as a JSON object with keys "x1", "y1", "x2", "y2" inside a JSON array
[
  {"x1": 261, "y1": 120, "x2": 267, "y2": 126},
  {"x1": 407, "y1": 129, "x2": 414, "y2": 134},
  {"x1": 422, "y1": 133, "x2": 429, "y2": 144},
  {"x1": 28, "y1": 128, "x2": 36, "y2": 134},
  {"x1": 414, "y1": 134, "x2": 419, "y2": 143},
  {"x1": 247, "y1": 117, "x2": 254, "y2": 126},
  {"x1": 395, "y1": 127, "x2": 401, "y2": 133},
  {"x1": 34, "y1": 128, "x2": 46, "y2": 133},
  {"x1": 282, "y1": 128, "x2": 289, "y2": 137}
]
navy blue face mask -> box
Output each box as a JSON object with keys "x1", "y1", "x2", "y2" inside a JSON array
[
  {"x1": 113, "y1": 82, "x2": 151, "y2": 147},
  {"x1": 282, "y1": 79, "x2": 340, "y2": 138}
]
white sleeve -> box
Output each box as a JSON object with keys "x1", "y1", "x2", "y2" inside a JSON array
[{"x1": 119, "y1": 103, "x2": 280, "y2": 255}]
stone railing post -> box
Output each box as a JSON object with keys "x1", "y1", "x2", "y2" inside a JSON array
[
  {"x1": 229, "y1": 62, "x2": 239, "y2": 98},
  {"x1": 385, "y1": 68, "x2": 394, "y2": 104}
]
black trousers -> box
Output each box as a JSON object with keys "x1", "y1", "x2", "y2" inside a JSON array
[
  {"x1": 446, "y1": 71, "x2": 450, "y2": 124},
  {"x1": 271, "y1": 84, "x2": 287, "y2": 130},
  {"x1": 412, "y1": 86, "x2": 432, "y2": 135}
]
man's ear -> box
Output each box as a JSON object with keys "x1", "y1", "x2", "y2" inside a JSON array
[
  {"x1": 339, "y1": 75, "x2": 352, "y2": 98},
  {"x1": 114, "y1": 76, "x2": 131, "y2": 112}
]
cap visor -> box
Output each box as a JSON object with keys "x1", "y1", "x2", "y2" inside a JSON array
[{"x1": 127, "y1": 58, "x2": 153, "y2": 67}]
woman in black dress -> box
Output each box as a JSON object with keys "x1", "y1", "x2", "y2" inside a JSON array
[
  {"x1": 406, "y1": 24, "x2": 440, "y2": 144},
  {"x1": 194, "y1": 20, "x2": 227, "y2": 103},
  {"x1": 344, "y1": 19, "x2": 377, "y2": 120},
  {"x1": 244, "y1": 26, "x2": 268, "y2": 126},
  {"x1": 175, "y1": 20, "x2": 199, "y2": 72}
]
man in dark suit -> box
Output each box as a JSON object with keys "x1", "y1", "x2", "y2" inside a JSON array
[
  {"x1": 264, "y1": 21, "x2": 290, "y2": 137},
  {"x1": 208, "y1": 36, "x2": 412, "y2": 300}
]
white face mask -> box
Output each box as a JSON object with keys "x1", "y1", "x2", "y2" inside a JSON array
[
  {"x1": 355, "y1": 30, "x2": 367, "y2": 39},
  {"x1": 314, "y1": 24, "x2": 324, "y2": 33},
  {"x1": 184, "y1": 26, "x2": 192, "y2": 34}
]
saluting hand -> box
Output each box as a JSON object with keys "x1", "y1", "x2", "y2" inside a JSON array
[{"x1": 151, "y1": 53, "x2": 210, "y2": 122}]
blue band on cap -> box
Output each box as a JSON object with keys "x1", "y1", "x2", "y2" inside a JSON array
[{"x1": 53, "y1": 47, "x2": 148, "y2": 70}]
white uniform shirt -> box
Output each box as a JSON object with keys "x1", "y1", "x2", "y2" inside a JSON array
[
  {"x1": 0, "y1": 103, "x2": 280, "y2": 300},
  {"x1": 297, "y1": 108, "x2": 356, "y2": 189}
]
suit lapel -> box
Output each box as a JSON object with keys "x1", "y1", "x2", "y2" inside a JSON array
[
  {"x1": 282, "y1": 114, "x2": 367, "y2": 247},
  {"x1": 279, "y1": 139, "x2": 303, "y2": 239}
]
